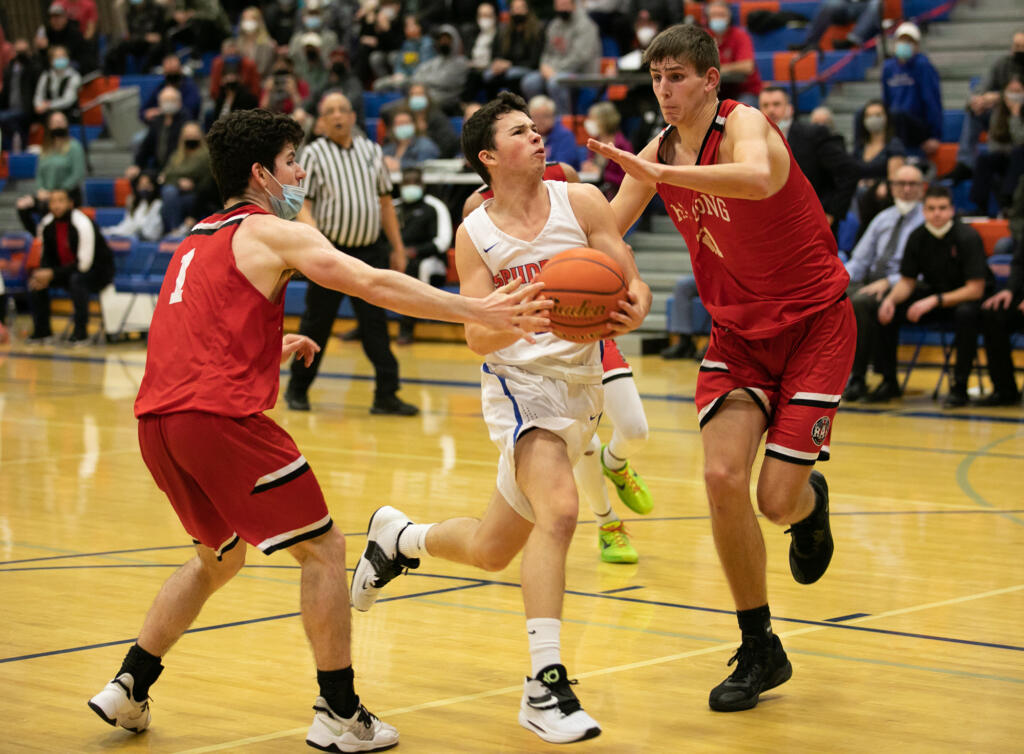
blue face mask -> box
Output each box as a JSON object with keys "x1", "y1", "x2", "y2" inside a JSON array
[
  {"x1": 894, "y1": 41, "x2": 914, "y2": 61},
  {"x1": 305, "y1": 15, "x2": 322, "y2": 30},
  {"x1": 265, "y1": 169, "x2": 306, "y2": 220},
  {"x1": 408, "y1": 94, "x2": 428, "y2": 112},
  {"x1": 709, "y1": 18, "x2": 728, "y2": 34},
  {"x1": 53, "y1": 57, "x2": 69, "y2": 70},
  {"x1": 400, "y1": 185, "x2": 423, "y2": 203},
  {"x1": 394, "y1": 123, "x2": 416, "y2": 141}
]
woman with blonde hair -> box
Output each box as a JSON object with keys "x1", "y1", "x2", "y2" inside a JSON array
[{"x1": 237, "y1": 6, "x2": 276, "y2": 77}]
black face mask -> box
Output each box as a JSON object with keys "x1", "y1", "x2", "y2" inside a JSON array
[
  {"x1": 50, "y1": 127, "x2": 69, "y2": 139},
  {"x1": 436, "y1": 42, "x2": 452, "y2": 55},
  {"x1": 136, "y1": 188, "x2": 154, "y2": 201},
  {"x1": 223, "y1": 80, "x2": 238, "y2": 91},
  {"x1": 556, "y1": 10, "x2": 571, "y2": 20},
  {"x1": 306, "y1": 48, "x2": 320, "y2": 61},
  {"x1": 165, "y1": 72, "x2": 182, "y2": 84},
  {"x1": 184, "y1": 139, "x2": 200, "y2": 149},
  {"x1": 1015, "y1": 51, "x2": 1024, "y2": 67},
  {"x1": 331, "y1": 62, "x2": 348, "y2": 77},
  {"x1": 511, "y1": 13, "x2": 526, "y2": 23},
  {"x1": 15, "y1": 51, "x2": 30, "y2": 62}
]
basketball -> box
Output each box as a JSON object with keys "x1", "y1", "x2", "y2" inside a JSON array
[{"x1": 535, "y1": 247, "x2": 628, "y2": 343}]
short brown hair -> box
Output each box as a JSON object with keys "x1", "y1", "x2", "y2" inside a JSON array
[
  {"x1": 642, "y1": 24, "x2": 720, "y2": 74},
  {"x1": 461, "y1": 91, "x2": 530, "y2": 184}
]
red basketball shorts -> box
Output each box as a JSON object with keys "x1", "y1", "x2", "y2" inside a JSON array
[
  {"x1": 138, "y1": 411, "x2": 331, "y2": 557},
  {"x1": 695, "y1": 297, "x2": 856, "y2": 464}
]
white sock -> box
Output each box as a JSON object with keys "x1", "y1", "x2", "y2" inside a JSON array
[
  {"x1": 573, "y1": 438, "x2": 616, "y2": 525},
  {"x1": 396, "y1": 523, "x2": 434, "y2": 558},
  {"x1": 526, "y1": 618, "x2": 562, "y2": 677},
  {"x1": 602, "y1": 444, "x2": 626, "y2": 472}
]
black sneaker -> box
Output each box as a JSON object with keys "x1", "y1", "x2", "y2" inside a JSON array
[
  {"x1": 661, "y1": 338, "x2": 696, "y2": 360},
  {"x1": 370, "y1": 394, "x2": 419, "y2": 416},
  {"x1": 842, "y1": 376, "x2": 867, "y2": 402},
  {"x1": 938, "y1": 162, "x2": 973, "y2": 184},
  {"x1": 709, "y1": 634, "x2": 792, "y2": 712},
  {"x1": 786, "y1": 470, "x2": 833, "y2": 585},
  {"x1": 943, "y1": 387, "x2": 969, "y2": 408},
  {"x1": 285, "y1": 389, "x2": 311, "y2": 411},
  {"x1": 972, "y1": 390, "x2": 1022, "y2": 407},
  {"x1": 864, "y1": 379, "x2": 901, "y2": 403}
]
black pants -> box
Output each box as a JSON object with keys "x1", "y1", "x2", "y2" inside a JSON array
[
  {"x1": 849, "y1": 284, "x2": 885, "y2": 381},
  {"x1": 287, "y1": 237, "x2": 399, "y2": 400},
  {"x1": 29, "y1": 268, "x2": 91, "y2": 338},
  {"x1": 981, "y1": 300, "x2": 1024, "y2": 396},
  {"x1": 878, "y1": 291, "x2": 982, "y2": 389}
]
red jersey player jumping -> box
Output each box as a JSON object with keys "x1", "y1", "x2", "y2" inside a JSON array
[
  {"x1": 590, "y1": 25, "x2": 856, "y2": 712},
  {"x1": 87, "y1": 109, "x2": 549, "y2": 752}
]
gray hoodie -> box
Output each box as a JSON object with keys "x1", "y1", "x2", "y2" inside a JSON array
[
  {"x1": 412, "y1": 24, "x2": 468, "y2": 110},
  {"x1": 540, "y1": 9, "x2": 601, "y2": 75}
]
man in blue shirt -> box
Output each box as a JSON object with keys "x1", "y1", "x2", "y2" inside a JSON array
[
  {"x1": 528, "y1": 94, "x2": 583, "y2": 170},
  {"x1": 843, "y1": 164, "x2": 926, "y2": 402},
  {"x1": 882, "y1": 23, "x2": 942, "y2": 157}
]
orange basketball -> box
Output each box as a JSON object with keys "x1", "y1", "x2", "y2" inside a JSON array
[{"x1": 535, "y1": 247, "x2": 628, "y2": 343}]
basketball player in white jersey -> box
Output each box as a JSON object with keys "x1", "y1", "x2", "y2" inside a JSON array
[{"x1": 350, "y1": 93, "x2": 652, "y2": 744}]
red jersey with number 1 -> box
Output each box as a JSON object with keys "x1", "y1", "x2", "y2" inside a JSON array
[
  {"x1": 135, "y1": 203, "x2": 287, "y2": 418},
  {"x1": 656, "y1": 99, "x2": 848, "y2": 339}
]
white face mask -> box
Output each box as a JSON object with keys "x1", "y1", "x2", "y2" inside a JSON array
[
  {"x1": 893, "y1": 198, "x2": 918, "y2": 215},
  {"x1": 240, "y1": 19, "x2": 259, "y2": 34},
  {"x1": 925, "y1": 219, "x2": 953, "y2": 238},
  {"x1": 777, "y1": 118, "x2": 792, "y2": 133},
  {"x1": 583, "y1": 118, "x2": 600, "y2": 138},
  {"x1": 636, "y1": 26, "x2": 656, "y2": 47},
  {"x1": 477, "y1": 16, "x2": 495, "y2": 31}
]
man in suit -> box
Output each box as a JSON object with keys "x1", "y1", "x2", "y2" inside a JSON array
[{"x1": 759, "y1": 86, "x2": 858, "y2": 235}]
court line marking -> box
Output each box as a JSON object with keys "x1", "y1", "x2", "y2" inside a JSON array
[{"x1": 955, "y1": 431, "x2": 1024, "y2": 527}]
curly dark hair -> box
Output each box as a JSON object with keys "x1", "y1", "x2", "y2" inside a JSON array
[
  {"x1": 461, "y1": 92, "x2": 530, "y2": 184},
  {"x1": 206, "y1": 109, "x2": 305, "y2": 203}
]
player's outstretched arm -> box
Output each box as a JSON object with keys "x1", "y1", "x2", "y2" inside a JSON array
[
  {"x1": 263, "y1": 216, "x2": 551, "y2": 336},
  {"x1": 608, "y1": 139, "x2": 659, "y2": 236}
]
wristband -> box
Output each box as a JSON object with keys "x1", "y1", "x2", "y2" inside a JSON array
[{"x1": 936, "y1": 292, "x2": 944, "y2": 307}]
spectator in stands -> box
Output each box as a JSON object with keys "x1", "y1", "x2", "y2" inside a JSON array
[
  {"x1": 810, "y1": 106, "x2": 835, "y2": 131},
  {"x1": 528, "y1": 94, "x2": 582, "y2": 170},
  {"x1": 309, "y1": 49, "x2": 366, "y2": 131},
  {"x1": 581, "y1": 101, "x2": 631, "y2": 199},
  {"x1": 386, "y1": 83, "x2": 460, "y2": 157},
  {"x1": 790, "y1": 0, "x2": 882, "y2": 53},
  {"x1": 882, "y1": 22, "x2": 942, "y2": 157},
  {"x1": 16, "y1": 110, "x2": 86, "y2": 230},
  {"x1": 969, "y1": 75, "x2": 1024, "y2": 217},
  {"x1": 661, "y1": 274, "x2": 707, "y2": 360},
  {"x1": 842, "y1": 164, "x2": 925, "y2": 402},
  {"x1": 55, "y1": 0, "x2": 98, "y2": 72},
  {"x1": 394, "y1": 166, "x2": 453, "y2": 344},
  {"x1": 877, "y1": 186, "x2": 993, "y2": 408},
  {"x1": 979, "y1": 235, "x2": 1024, "y2": 405},
  {"x1": 627, "y1": 0, "x2": 678, "y2": 33},
  {"x1": 166, "y1": 0, "x2": 231, "y2": 56},
  {"x1": 759, "y1": 86, "x2": 858, "y2": 235},
  {"x1": 263, "y1": 0, "x2": 300, "y2": 47},
  {"x1": 128, "y1": 86, "x2": 187, "y2": 180},
  {"x1": 289, "y1": 3, "x2": 339, "y2": 73},
  {"x1": 382, "y1": 107, "x2": 441, "y2": 170},
  {"x1": 461, "y1": 3, "x2": 496, "y2": 102},
  {"x1": 581, "y1": 0, "x2": 632, "y2": 56},
  {"x1": 102, "y1": 171, "x2": 164, "y2": 241},
  {"x1": 371, "y1": 14, "x2": 436, "y2": 93},
  {"x1": 260, "y1": 56, "x2": 311, "y2": 126},
  {"x1": 354, "y1": 0, "x2": 405, "y2": 88},
  {"x1": 206, "y1": 54, "x2": 260, "y2": 129},
  {"x1": 293, "y1": 33, "x2": 330, "y2": 96},
  {"x1": 521, "y1": 0, "x2": 601, "y2": 114},
  {"x1": 0, "y1": 38, "x2": 43, "y2": 152},
  {"x1": 412, "y1": 25, "x2": 468, "y2": 114},
  {"x1": 35, "y1": 2, "x2": 93, "y2": 73},
  {"x1": 236, "y1": 6, "x2": 277, "y2": 77},
  {"x1": 158, "y1": 121, "x2": 216, "y2": 235},
  {"x1": 33, "y1": 45, "x2": 81, "y2": 122},
  {"x1": 102, "y1": 0, "x2": 170, "y2": 76},
  {"x1": 140, "y1": 54, "x2": 201, "y2": 123},
  {"x1": 25, "y1": 187, "x2": 114, "y2": 344},
  {"x1": 944, "y1": 31, "x2": 1024, "y2": 184},
  {"x1": 705, "y1": 0, "x2": 761, "y2": 106},
  {"x1": 483, "y1": 0, "x2": 543, "y2": 101},
  {"x1": 852, "y1": 99, "x2": 907, "y2": 237},
  {"x1": 209, "y1": 38, "x2": 261, "y2": 102}
]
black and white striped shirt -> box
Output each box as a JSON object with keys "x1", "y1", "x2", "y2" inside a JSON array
[{"x1": 299, "y1": 134, "x2": 393, "y2": 248}]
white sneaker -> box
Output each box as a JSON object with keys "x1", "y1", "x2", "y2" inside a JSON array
[
  {"x1": 306, "y1": 697, "x2": 399, "y2": 752},
  {"x1": 350, "y1": 506, "x2": 419, "y2": 612},
  {"x1": 87, "y1": 673, "x2": 151, "y2": 733},
  {"x1": 518, "y1": 664, "x2": 601, "y2": 744}
]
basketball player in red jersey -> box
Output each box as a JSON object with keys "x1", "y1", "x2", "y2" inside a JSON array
[
  {"x1": 465, "y1": 163, "x2": 656, "y2": 564},
  {"x1": 86, "y1": 109, "x2": 550, "y2": 752},
  {"x1": 589, "y1": 24, "x2": 856, "y2": 712}
]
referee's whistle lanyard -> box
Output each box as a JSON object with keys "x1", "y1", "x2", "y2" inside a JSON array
[{"x1": 264, "y1": 170, "x2": 307, "y2": 220}]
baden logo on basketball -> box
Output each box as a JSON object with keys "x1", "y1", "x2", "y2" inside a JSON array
[
  {"x1": 534, "y1": 247, "x2": 628, "y2": 343},
  {"x1": 811, "y1": 416, "x2": 830, "y2": 447},
  {"x1": 551, "y1": 298, "x2": 607, "y2": 319}
]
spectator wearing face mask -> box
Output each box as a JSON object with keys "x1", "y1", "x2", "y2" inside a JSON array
[
  {"x1": 705, "y1": 0, "x2": 761, "y2": 106},
  {"x1": 483, "y1": 0, "x2": 543, "y2": 102},
  {"x1": 33, "y1": 45, "x2": 81, "y2": 122},
  {"x1": 882, "y1": 23, "x2": 942, "y2": 156},
  {"x1": 293, "y1": 33, "x2": 331, "y2": 95},
  {"x1": 521, "y1": 0, "x2": 600, "y2": 114},
  {"x1": 16, "y1": 110, "x2": 86, "y2": 231},
  {"x1": 103, "y1": 172, "x2": 164, "y2": 241},
  {"x1": 382, "y1": 107, "x2": 441, "y2": 170},
  {"x1": 209, "y1": 38, "x2": 261, "y2": 100},
  {"x1": 158, "y1": 122, "x2": 216, "y2": 234},
  {"x1": 354, "y1": 0, "x2": 405, "y2": 88},
  {"x1": 102, "y1": 0, "x2": 171, "y2": 76},
  {"x1": 127, "y1": 86, "x2": 187, "y2": 181},
  {"x1": 288, "y1": 1, "x2": 339, "y2": 77},
  {"x1": 308, "y1": 51, "x2": 366, "y2": 132},
  {"x1": 852, "y1": 99, "x2": 906, "y2": 235},
  {"x1": 528, "y1": 94, "x2": 582, "y2": 169},
  {"x1": 969, "y1": 75, "x2": 1024, "y2": 217},
  {"x1": 411, "y1": 25, "x2": 468, "y2": 114},
  {"x1": 139, "y1": 54, "x2": 201, "y2": 123},
  {"x1": 581, "y1": 101, "x2": 631, "y2": 199},
  {"x1": 236, "y1": 6, "x2": 276, "y2": 77},
  {"x1": 35, "y1": 2, "x2": 93, "y2": 73},
  {"x1": 371, "y1": 14, "x2": 436, "y2": 92},
  {"x1": 207, "y1": 61, "x2": 260, "y2": 129},
  {"x1": 1, "y1": 38, "x2": 44, "y2": 151},
  {"x1": 461, "y1": 4, "x2": 497, "y2": 101},
  {"x1": 396, "y1": 83, "x2": 459, "y2": 157}
]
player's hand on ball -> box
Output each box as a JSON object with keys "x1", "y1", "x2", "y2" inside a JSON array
[
  {"x1": 607, "y1": 278, "x2": 651, "y2": 335},
  {"x1": 282, "y1": 334, "x2": 320, "y2": 366},
  {"x1": 480, "y1": 278, "x2": 552, "y2": 343}
]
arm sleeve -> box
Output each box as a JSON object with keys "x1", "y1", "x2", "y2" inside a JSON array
[
  {"x1": 899, "y1": 229, "x2": 922, "y2": 278},
  {"x1": 71, "y1": 209, "x2": 95, "y2": 273},
  {"x1": 958, "y1": 225, "x2": 989, "y2": 281},
  {"x1": 425, "y1": 195, "x2": 453, "y2": 255},
  {"x1": 734, "y1": 29, "x2": 755, "y2": 62},
  {"x1": 142, "y1": 200, "x2": 165, "y2": 240},
  {"x1": 62, "y1": 140, "x2": 87, "y2": 191},
  {"x1": 845, "y1": 213, "x2": 883, "y2": 283},
  {"x1": 33, "y1": 72, "x2": 49, "y2": 109},
  {"x1": 50, "y1": 70, "x2": 81, "y2": 111}
]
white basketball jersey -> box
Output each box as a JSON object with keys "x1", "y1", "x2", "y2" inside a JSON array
[{"x1": 463, "y1": 180, "x2": 601, "y2": 383}]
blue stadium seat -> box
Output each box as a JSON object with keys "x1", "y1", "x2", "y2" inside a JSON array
[
  {"x1": 8, "y1": 153, "x2": 37, "y2": 180},
  {"x1": 95, "y1": 207, "x2": 127, "y2": 227},
  {"x1": 0, "y1": 231, "x2": 34, "y2": 292},
  {"x1": 601, "y1": 36, "x2": 620, "y2": 58},
  {"x1": 118, "y1": 75, "x2": 164, "y2": 106},
  {"x1": 942, "y1": 109, "x2": 964, "y2": 142},
  {"x1": 84, "y1": 178, "x2": 116, "y2": 206},
  {"x1": 364, "y1": 91, "x2": 403, "y2": 119},
  {"x1": 751, "y1": 27, "x2": 806, "y2": 52},
  {"x1": 449, "y1": 116, "x2": 463, "y2": 134}
]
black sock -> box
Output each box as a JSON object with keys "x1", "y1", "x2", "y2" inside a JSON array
[
  {"x1": 117, "y1": 644, "x2": 164, "y2": 702},
  {"x1": 318, "y1": 667, "x2": 359, "y2": 718},
  {"x1": 736, "y1": 604, "x2": 773, "y2": 643}
]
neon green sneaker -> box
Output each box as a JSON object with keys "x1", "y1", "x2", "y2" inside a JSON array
[
  {"x1": 600, "y1": 445, "x2": 653, "y2": 514},
  {"x1": 598, "y1": 520, "x2": 638, "y2": 564}
]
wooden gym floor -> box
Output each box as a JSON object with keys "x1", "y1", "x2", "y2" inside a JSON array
[{"x1": 1, "y1": 333, "x2": 1022, "y2": 753}]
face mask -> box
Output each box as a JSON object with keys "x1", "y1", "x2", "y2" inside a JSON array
[
  {"x1": 583, "y1": 118, "x2": 600, "y2": 137},
  {"x1": 409, "y1": 94, "x2": 428, "y2": 111},
  {"x1": 305, "y1": 15, "x2": 322, "y2": 30},
  {"x1": 400, "y1": 185, "x2": 423, "y2": 203},
  {"x1": 636, "y1": 26, "x2": 656, "y2": 47},
  {"x1": 331, "y1": 62, "x2": 348, "y2": 77},
  {"x1": 53, "y1": 57, "x2": 69, "y2": 70},
  {"x1": 1014, "y1": 51, "x2": 1024, "y2": 67},
  {"x1": 241, "y1": 19, "x2": 259, "y2": 34},
  {"x1": 709, "y1": 18, "x2": 728, "y2": 34},
  {"x1": 160, "y1": 101, "x2": 181, "y2": 115},
  {"x1": 136, "y1": 188, "x2": 154, "y2": 201},
  {"x1": 556, "y1": 10, "x2": 571, "y2": 20},
  {"x1": 223, "y1": 80, "x2": 238, "y2": 91},
  {"x1": 165, "y1": 72, "x2": 182, "y2": 84},
  {"x1": 864, "y1": 114, "x2": 886, "y2": 133},
  {"x1": 436, "y1": 42, "x2": 452, "y2": 55},
  {"x1": 511, "y1": 13, "x2": 526, "y2": 23},
  {"x1": 478, "y1": 17, "x2": 494, "y2": 31},
  {"x1": 265, "y1": 169, "x2": 306, "y2": 220},
  {"x1": 184, "y1": 139, "x2": 201, "y2": 150},
  {"x1": 394, "y1": 123, "x2": 415, "y2": 141},
  {"x1": 894, "y1": 41, "x2": 914, "y2": 61},
  {"x1": 777, "y1": 117, "x2": 791, "y2": 133},
  {"x1": 306, "y1": 48, "x2": 320, "y2": 61},
  {"x1": 50, "y1": 127, "x2": 69, "y2": 139},
  {"x1": 925, "y1": 219, "x2": 953, "y2": 238},
  {"x1": 130, "y1": 0, "x2": 143, "y2": 6},
  {"x1": 1005, "y1": 91, "x2": 1024, "y2": 106},
  {"x1": 893, "y1": 198, "x2": 917, "y2": 215}
]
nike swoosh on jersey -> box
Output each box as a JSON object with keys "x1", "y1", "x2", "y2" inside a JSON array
[{"x1": 483, "y1": 242, "x2": 498, "y2": 253}]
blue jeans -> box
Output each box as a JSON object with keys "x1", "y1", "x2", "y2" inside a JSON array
[
  {"x1": 160, "y1": 183, "x2": 195, "y2": 234},
  {"x1": 803, "y1": 0, "x2": 882, "y2": 46},
  {"x1": 521, "y1": 70, "x2": 573, "y2": 114},
  {"x1": 955, "y1": 109, "x2": 990, "y2": 170},
  {"x1": 668, "y1": 275, "x2": 699, "y2": 334}
]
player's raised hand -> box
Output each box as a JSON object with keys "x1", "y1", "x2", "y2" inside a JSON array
[
  {"x1": 282, "y1": 333, "x2": 320, "y2": 366},
  {"x1": 477, "y1": 278, "x2": 553, "y2": 343},
  {"x1": 607, "y1": 277, "x2": 652, "y2": 335},
  {"x1": 587, "y1": 138, "x2": 663, "y2": 185}
]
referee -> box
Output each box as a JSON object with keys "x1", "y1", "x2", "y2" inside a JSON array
[{"x1": 285, "y1": 91, "x2": 418, "y2": 415}]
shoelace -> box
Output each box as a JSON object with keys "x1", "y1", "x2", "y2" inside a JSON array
[
  {"x1": 545, "y1": 677, "x2": 583, "y2": 716},
  {"x1": 725, "y1": 639, "x2": 766, "y2": 681},
  {"x1": 356, "y1": 705, "x2": 379, "y2": 729},
  {"x1": 600, "y1": 521, "x2": 631, "y2": 548}
]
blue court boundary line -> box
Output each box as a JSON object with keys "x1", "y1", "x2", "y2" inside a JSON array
[{"x1": 5, "y1": 351, "x2": 1024, "y2": 425}]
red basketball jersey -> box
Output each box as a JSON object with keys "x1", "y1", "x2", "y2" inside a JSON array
[
  {"x1": 135, "y1": 203, "x2": 288, "y2": 418},
  {"x1": 656, "y1": 99, "x2": 849, "y2": 339},
  {"x1": 477, "y1": 161, "x2": 568, "y2": 200}
]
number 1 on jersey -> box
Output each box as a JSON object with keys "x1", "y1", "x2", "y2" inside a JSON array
[{"x1": 169, "y1": 249, "x2": 196, "y2": 304}]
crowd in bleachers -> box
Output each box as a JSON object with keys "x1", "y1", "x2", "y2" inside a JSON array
[{"x1": 0, "y1": 0, "x2": 1020, "y2": 401}]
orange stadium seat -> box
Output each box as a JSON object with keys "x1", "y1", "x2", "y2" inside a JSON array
[
  {"x1": 969, "y1": 218, "x2": 1010, "y2": 256},
  {"x1": 27, "y1": 237, "x2": 42, "y2": 270},
  {"x1": 684, "y1": 1, "x2": 704, "y2": 23},
  {"x1": 820, "y1": 24, "x2": 855, "y2": 51},
  {"x1": 773, "y1": 51, "x2": 818, "y2": 82},
  {"x1": 79, "y1": 75, "x2": 119, "y2": 126},
  {"x1": 114, "y1": 177, "x2": 132, "y2": 206},
  {"x1": 929, "y1": 142, "x2": 958, "y2": 177},
  {"x1": 740, "y1": 1, "x2": 780, "y2": 27},
  {"x1": 79, "y1": 206, "x2": 97, "y2": 221},
  {"x1": 882, "y1": 0, "x2": 903, "y2": 22}
]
